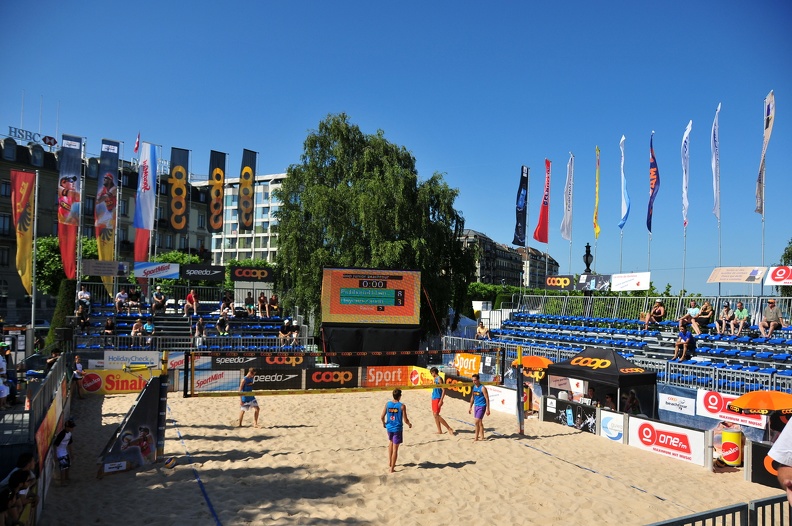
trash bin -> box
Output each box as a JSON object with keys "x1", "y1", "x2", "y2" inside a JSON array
[{"x1": 721, "y1": 430, "x2": 743, "y2": 466}]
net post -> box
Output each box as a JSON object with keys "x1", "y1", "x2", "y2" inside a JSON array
[{"x1": 516, "y1": 346, "x2": 525, "y2": 435}]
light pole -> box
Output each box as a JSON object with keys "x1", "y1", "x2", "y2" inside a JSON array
[{"x1": 583, "y1": 243, "x2": 594, "y2": 318}]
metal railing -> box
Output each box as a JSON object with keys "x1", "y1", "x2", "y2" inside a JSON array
[{"x1": 648, "y1": 495, "x2": 788, "y2": 526}]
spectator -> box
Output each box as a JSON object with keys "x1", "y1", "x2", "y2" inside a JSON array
[
  {"x1": 258, "y1": 292, "x2": 268, "y2": 318},
  {"x1": 45, "y1": 350, "x2": 61, "y2": 374},
  {"x1": 643, "y1": 299, "x2": 665, "y2": 330},
  {"x1": 731, "y1": 301, "x2": 751, "y2": 335},
  {"x1": 278, "y1": 319, "x2": 298, "y2": 346},
  {"x1": 715, "y1": 302, "x2": 735, "y2": 334},
  {"x1": 268, "y1": 293, "x2": 280, "y2": 317},
  {"x1": 220, "y1": 292, "x2": 234, "y2": 317},
  {"x1": 131, "y1": 318, "x2": 145, "y2": 347},
  {"x1": 1, "y1": 470, "x2": 37, "y2": 523},
  {"x1": 75, "y1": 303, "x2": 90, "y2": 333},
  {"x1": 244, "y1": 292, "x2": 256, "y2": 317},
  {"x1": 216, "y1": 312, "x2": 230, "y2": 336},
  {"x1": 622, "y1": 390, "x2": 641, "y2": 415},
  {"x1": 143, "y1": 319, "x2": 155, "y2": 347},
  {"x1": 690, "y1": 300, "x2": 714, "y2": 335},
  {"x1": 768, "y1": 419, "x2": 792, "y2": 505},
  {"x1": 54, "y1": 419, "x2": 76, "y2": 485},
  {"x1": 184, "y1": 289, "x2": 199, "y2": 317},
  {"x1": 76, "y1": 284, "x2": 91, "y2": 314},
  {"x1": 0, "y1": 452, "x2": 35, "y2": 487},
  {"x1": 127, "y1": 286, "x2": 143, "y2": 315},
  {"x1": 0, "y1": 349, "x2": 8, "y2": 410},
  {"x1": 103, "y1": 317, "x2": 116, "y2": 346},
  {"x1": 759, "y1": 298, "x2": 786, "y2": 338},
  {"x1": 475, "y1": 321, "x2": 491, "y2": 340},
  {"x1": 114, "y1": 287, "x2": 128, "y2": 315},
  {"x1": 672, "y1": 327, "x2": 695, "y2": 361},
  {"x1": 603, "y1": 393, "x2": 617, "y2": 411},
  {"x1": 151, "y1": 286, "x2": 166, "y2": 316},
  {"x1": 677, "y1": 300, "x2": 701, "y2": 331},
  {"x1": 72, "y1": 356, "x2": 84, "y2": 399},
  {"x1": 34, "y1": 334, "x2": 44, "y2": 353},
  {"x1": 194, "y1": 317, "x2": 207, "y2": 346},
  {"x1": 3, "y1": 346, "x2": 16, "y2": 405}
]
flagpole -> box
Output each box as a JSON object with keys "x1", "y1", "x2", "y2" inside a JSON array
[
  {"x1": 647, "y1": 233, "x2": 652, "y2": 273},
  {"x1": 717, "y1": 218, "x2": 722, "y2": 296},
  {"x1": 619, "y1": 231, "x2": 623, "y2": 273},
  {"x1": 593, "y1": 241, "x2": 598, "y2": 274},
  {"x1": 76, "y1": 138, "x2": 86, "y2": 292},
  {"x1": 760, "y1": 95, "x2": 766, "y2": 297},
  {"x1": 682, "y1": 226, "x2": 687, "y2": 294},
  {"x1": 31, "y1": 170, "x2": 40, "y2": 355}
]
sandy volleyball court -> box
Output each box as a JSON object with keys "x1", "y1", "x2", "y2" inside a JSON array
[{"x1": 39, "y1": 389, "x2": 782, "y2": 525}]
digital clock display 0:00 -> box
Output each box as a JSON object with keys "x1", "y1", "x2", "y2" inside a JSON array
[{"x1": 358, "y1": 280, "x2": 387, "y2": 288}]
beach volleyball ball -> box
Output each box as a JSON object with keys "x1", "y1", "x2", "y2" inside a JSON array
[
  {"x1": 120, "y1": 430, "x2": 134, "y2": 445},
  {"x1": 164, "y1": 457, "x2": 177, "y2": 469}
]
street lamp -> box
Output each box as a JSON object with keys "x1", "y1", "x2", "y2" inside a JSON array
[{"x1": 583, "y1": 243, "x2": 593, "y2": 274}]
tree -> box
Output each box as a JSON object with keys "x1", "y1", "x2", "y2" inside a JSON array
[
  {"x1": 274, "y1": 113, "x2": 476, "y2": 335},
  {"x1": 34, "y1": 236, "x2": 98, "y2": 296},
  {"x1": 779, "y1": 237, "x2": 792, "y2": 297}
]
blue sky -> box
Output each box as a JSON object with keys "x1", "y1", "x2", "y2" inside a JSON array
[{"x1": 2, "y1": 1, "x2": 790, "y2": 296}]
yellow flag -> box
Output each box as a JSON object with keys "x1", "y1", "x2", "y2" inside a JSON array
[
  {"x1": 593, "y1": 146, "x2": 601, "y2": 239},
  {"x1": 11, "y1": 170, "x2": 35, "y2": 295}
]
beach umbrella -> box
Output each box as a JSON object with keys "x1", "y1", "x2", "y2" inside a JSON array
[
  {"x1": 511, "y1": 355, "x2": 553, "y2": 370},
  {"x1": 726, "y1": 390, "x2": 792, "y2": 415}
]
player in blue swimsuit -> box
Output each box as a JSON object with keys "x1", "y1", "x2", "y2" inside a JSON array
[
  {"x1": 381, "y1": 389, "x2": 412, "y2": 472},
  {"x1": 238, "y1": 368, "x2": 260, "y2": 428},
  {"x1": 468, "y1": 374, "x2": 490, "y2": 441}
]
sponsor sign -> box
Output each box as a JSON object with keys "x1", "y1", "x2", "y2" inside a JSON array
[
  {"x1": 182, "y1": 264, "x2": 225, "y2": 282},
  {"x1": 194, "y1": 370, "x2": 240, "y2": 392},
  {"x1": 134, "y1": 262, "x2": 180, "y2": 279},
  {"x1": 750, "y1": 441, "x2": 781, "y2": 488},
  {"x1": 212, "y1": 355, "x2": 261, "y2": 369},
  {"x1": 546, "y1": 397, "x2": 557, "y2": 414},
  {"x1": 706, "y1": 266, "x2": 767, "y2": 284},
  {"x1": 543, "y1": 398, "x2": 597, "y2": 433},
  {"x1": 230, "y1": 266, "x2": 274, "y2": 282},
  {"x1": 364, "y1": 366, "x2": 409, "y2": 387},
  {"x1": 83, "y1": 259, "x2": 130, "y2": 277},
  {"x1": 103, "y1": 461, "x2": 128, "y2": 473},
  {"x1": 306, "y1": 367, "x2": 358, "y2": 389},
  {"x1": 610, "y1": 272, "x2": 651, "y2": 292},
  {"x1": 696, "y1": 390, "x2": 767, "y2": 429},
  {"x1": 599, "y1": 412, "x2": 625, "y2": 442},
  {"x1": 408, "y1": 366, "x2": 434, "y2": 386},
  {"x1": 453, "y1": 353, "x2": 481, "y2": 378},
  {"x1": 544, "y1": 275, "x2": 575, "y2": 291},
  {"x1": 577, "y1": 273, "x2": 611, "y2": 291},
  {"x1": 442, "y1": 374, "x2": 473, "y2": 400},
  {"x1": 628, "y1": 418, "x2": 706, "y2": 465},
  {"x1": 487, "y1": 385, "x2": 517, "y2": 415},
  {"x1": 167, "y1": 352, "x2": 211, "y2": 371},
  {"x1": 81, "y1": 370, "x2": 149, "y2": 394},
  {"x1": 765, "y1": 266, "x2": 792, "y2": 286},
  {"x1": 658, "y1": 392, "x2": 696, "y2": 416},
  {"x1": 250, "y1": 371, "x2": 301, "y2": 390},
  {"x1": 264, "y1": 355, "x2": 304, "y2": 368},
  {"x1": 104, "y1": 351, "x2": 159, "y2": 369}
]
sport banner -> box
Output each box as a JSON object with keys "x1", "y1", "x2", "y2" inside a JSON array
[
  {"x1": 134, "y1": 262, "x2": 180, "y2": 280},
  {"x1": 512, "y1": 165, "x2": 529, "y2": 246},
  {"x1": 168, "y1": 148, "x2": 189, "y2": 231},
  {"x1": 208, "y1": 150, "x2": 226, "y2": 233},
  {"x1": 58, "y1": 134, "x2": 83, "y2": 279},
  {"x1": 134, "y1": 142, "x2": 157, "y2": 263},
  {"x1": 238, "y1": 149, "x2": 256, "y2": 231},
  {"x1": 10, "y1": 170, "x2": 35, "y2": 294},
  {"x1": 96, "y1": 139, "x2": 120, "y2": 298}
]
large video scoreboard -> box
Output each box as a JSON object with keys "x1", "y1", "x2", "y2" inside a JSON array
[{"x1": 320, "y1": 268, "x2": 421, "y2": 325}]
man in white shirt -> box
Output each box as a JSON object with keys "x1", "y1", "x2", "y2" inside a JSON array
[
  {"x1": 768, "y1": 421, "x2": 792, "y2": 504},
  {"x1": 115, "y1": 288, "x2": 128, "y2": 314}
]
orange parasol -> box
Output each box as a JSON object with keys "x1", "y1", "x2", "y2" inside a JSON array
[
  {"x1": 511, "y1": 355, "x2": 553, "y2": 370},
  {"x1": 726, "y1": 390, "x2": 792, "y2": 415}
]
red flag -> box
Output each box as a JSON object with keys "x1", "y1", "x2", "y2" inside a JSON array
[
  {"x1": 134, "y1": 132, "x2": 140, "y2": 154},
  {"x1": 533, "y1": 159, "x2": 551, "y2": 243}
]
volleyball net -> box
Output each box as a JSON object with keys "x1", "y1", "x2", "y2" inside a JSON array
[{"x1": 183, "y1": 349, "x2": 504, "y2": 398}]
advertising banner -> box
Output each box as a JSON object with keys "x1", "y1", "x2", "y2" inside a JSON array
[
  {"x1": 207, "y1": 150, "x2": 226, "y2": 233},
  {"x1": 441, "y1": 374, "x2": 473, "y2": 401},
  {"x1": 249, "y1": 370, "x2": 302, "y2": 390},
  {"x1": 765, "y1": 266, "x2": 792, "y2": 286},
  {"x1": 81, "y1": 370, "x2": 150, "y2": 395},
  {"x1": 238, "y1": 149, "x2": 256, "y2": 231},
  {"x1": 407, "y1": 366, "x2": 435, "y2": 387},
  {"x1": 182, "y1": 264, "x2": 225, "y2": 281},
  {"x1": 610, "y1": 272, "x2": 651, "y2": 292},
  {"x1": 58, "y1": 134, "x2": 83, "y2": 278},
  {"x1": 230, "y1": 266, "x2": 274, "y2": 282},
  {"x1": 83, "y1": 259, "x2": 130, "y2": 277},
  {"x1": 10, "y1": 170, "x2": 35, "y2": 294},
  {"x1": 599, "y1": 411, "x2": 626, "y2": 443},
  {"x1": 364, "y1": 366, "x2": 409, "y2": 387},
  {"x1": 166, "y1": 352, "x2": 211, "y2": 371},
  {"x1": 627, "y1": 417, "x2": 706, "y2": 466},
  {"x1": 168, "y1": 147, "x2": 189, "y2": 231},
  {"x1": 453, "y1": 353, "x2": 481, "y2": 378},
  {"x1": 512, "y1": 165, "x2": 528, "y2": 246},
  {"x1": 543, "y1": 398, "x2": 597, "y2": 433},
  {"x1": 658, "y1": 391, "x2": 697, "y2": 416},
  {"x1": 706, "y1": 267, "x2": 767, "y2": 284},
  {"x1": 487, "y1": 385, "x2": 517, "y2": 415},
  {"x1": 544, "y1": 275, "x2": 575, "y2": 291},
  {"x1": 194, "y1": 370, "x2": 241, "y2": 392},
  {"x1": 134, "y1": 262, "x2": 180, "y2": 280},
  {"x1": 306, "y1": 367, "x2": 359, "y2": 389},
  {"x1": 696, "y1": 389, "x2": 767, "y2": 429},
  {"x1": 104, "y1": 350, "x2": 160, "y2": 369},
  {"x1": 577, "y1": 274, "x2": 611, "y2": 291},
  {"x1": 749, "y1": 440, "x2": 781, "y2": 488}
]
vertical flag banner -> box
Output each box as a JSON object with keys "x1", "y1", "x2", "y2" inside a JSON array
[
  {"x1": 169, "y1": 148, "x2": 189, "y2": 231},
  {"x1": 238, "y1": 149, "x2": 257, "y2": 231},
  {"x1": 593, "y1": 146, "x2": 601, "y2": 239},
  {"x1": 512, "y1": 166, "x2": 529, "y2": 246},
  {"x1": 618, "y1": 135, "x2": 631, "y2": 229},
  {"x1": 96, "y1": 140, "x2": 120, "y2": 297},
  {"x1": 647, "y1": 132, "x2": 661, "y2": 233},
  {"x1": 208, "y1": 150, "x2": 226, "y2": 234},
  {"x1": 755, "y1": 90, "x2": 775, "y2": 215},
  {"x1": 560, "y1": 153, "x2": 574, "y2": 241},
  {"x1": 134, "y1": 132, "x2": 140, "y2": 154},
  {"x1": 533, "y1": 159, "x2": 551, "y2": 244},
  {"x1": 58, "y1": 134, "x2": 83, "y2": 279},
  {"x1": 681, "y1": 120, "x2": 692, "y2": 227},
  {"x1": 10, "y1": 170, "x2": 35, "y2": 294},
  {"x1": 711, "y1": 104, "x2": 721, "y2": 220},
  {"x1": 134, "y1": 142, "x2": 158, "y2": 263}
]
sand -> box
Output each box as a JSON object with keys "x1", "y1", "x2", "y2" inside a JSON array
[{"x1": 38, "y1": 389, "x2": 783, "y2": 526}]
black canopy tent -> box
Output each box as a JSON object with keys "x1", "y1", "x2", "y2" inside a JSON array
[{"x1": 546, "y1": 347, "x2": 658, "y2": 417}]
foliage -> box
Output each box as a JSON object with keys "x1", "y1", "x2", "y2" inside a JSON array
[
  {"x1": 46, "y1": 279, "x2": 76, "y2": 348},
  {"x1": 779, "y1": 238, "x2": 792, "y2": 297},
  {"x1": 34, "y1": 237, "x2": 98, "y2": 296},
  {"x1": 151, "y1": 251, "x2": 203, "y2": 293},
  {"x1": 274, "y1": 113, "x2": 476, "y2": 335}
]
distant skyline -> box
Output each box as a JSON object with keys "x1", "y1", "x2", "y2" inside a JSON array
[{"x1": 1, "y1": 1, "x2": 790, "y2": 296}]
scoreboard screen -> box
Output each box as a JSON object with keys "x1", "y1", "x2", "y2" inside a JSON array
[{"x1": 320, "y1": 268, "x2": 421, "y2": 325}]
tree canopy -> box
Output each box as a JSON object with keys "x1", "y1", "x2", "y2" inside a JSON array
[
  {"x1": 35, "y1": 236, "x2": 98, "y2": 295},
  {"x1": 274, "y1": 113, "x2": 476, "y2": 334},
  {"x1": 779, "y1": 237, "x2": 792, "y2": 297}
]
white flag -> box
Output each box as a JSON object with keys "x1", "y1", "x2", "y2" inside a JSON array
[
  {"x1": 755, "y1": 90, "x2": 775, "y2": 215},
  {"x1": 560, "y1": 153, "x2": 574, "y2": 241},
  {"x1": 681, "y1": 120, "x2": 692, "y2": 228},
  {"x1": 711, "y1": 103, "x2": 721, "y2": 220},
  {"x1": 618, "y1": 135, "x2": 630, "y2": 229},
  {"x1": 133, "y1": 142, "x2": 158, "y2": 230}
]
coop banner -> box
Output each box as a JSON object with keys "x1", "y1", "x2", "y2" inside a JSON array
[
  {"x1": 237, "y1": 149, "x2": 256, "y2": 231},
  {"x1": 207, "y1": 150, "x2": 226, "y2": 233},
  {"x1": 168, "y1": 147, "x2": 189, "y2": 231}
]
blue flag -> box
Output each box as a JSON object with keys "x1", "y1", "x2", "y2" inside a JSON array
[{"x1": 512, "y1": 166, "x2": 529, "y2": 246}]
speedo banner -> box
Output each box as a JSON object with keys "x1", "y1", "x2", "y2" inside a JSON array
[
  {"x1": 544, "y1": 275, "x2": 575, "y2": 291},
  {"x1": 168, "y1": 147, "x2": 189, "y2": 231},
  {"x1": 230, "y1": 265, "x2": 275, "y2": 282},
  {"x1": 306, "y1": 367, "x2": 359, "y2": 389},
  {"x1": 207, "y1": 150, "x2": 226, "y2": 234},
  {"x1": 238, "y1": 149, "x2": 256, "y2": 231},
  {"x1": 182, "y1": 264, "x2": 225, "y2": 281}
]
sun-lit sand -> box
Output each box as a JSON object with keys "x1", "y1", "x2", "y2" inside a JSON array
[{"x1": 39, "y1": 389, "x2": 783, "y2": 525}]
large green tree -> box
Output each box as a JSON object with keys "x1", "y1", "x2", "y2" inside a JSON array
[
  {"x1": 274, "y1": 114, "x2": 476, "y2": 334},
  {"x1": 34, "y1": 236, "x2": 99, "y2": 295},
  {"x1": 779, "y1": 237, "x2": 792, "y2": 297}
]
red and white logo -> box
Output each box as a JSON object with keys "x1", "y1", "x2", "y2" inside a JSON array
[
  {"x1": 638, "y1": 423, "x2": 691, "y2": 453},
  {"x1": 82, "y1": 373, "x2": 102, "y2": 392},
  {"x1": 767, "y1": 266, "x2": 792, "y2": 285},
  {"x1": 722, "y1": 441, "x2": 741, "y2": 462}
]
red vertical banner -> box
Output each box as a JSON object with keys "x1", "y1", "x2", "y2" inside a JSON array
[
  {"x1": 57, "y1": 134, "x2": 83, "y2": 279},
  {"x1": 533, "y1": 159, "x2": 551, "y2": 243},
  {"x1": 11, "y1": 170, "x2": 35, "y2": 294}
]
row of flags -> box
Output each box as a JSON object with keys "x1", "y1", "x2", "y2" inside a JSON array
[
  {"x1": 512, "y1": 91, "x2": 776, "y2": 248},
  {"x1": 9, "y1": 135, "x2": 259, "y2": 294}
]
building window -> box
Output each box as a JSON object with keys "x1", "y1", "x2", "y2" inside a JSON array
[
  {"x1": 122, "y1": 173, "x2": 129, "y2": 186},
  {"x1": 84, "y1": 196, "x2": 95, "y2": 214},
  {"x1": 0, "y1": 247, "x2": 9, "y2": 266},
  {"x1": 0, "y1": 181, "x2": 10, "y2": 198},
  {"x1": 156, "y1": 206, "x2": 164, "y2": 220},
  {"x1": 198, "y1": 214, "x2": 206, "y2": 229},
  {"x1": 0, "y1": 214, "x2": 11, "y2": 236},
  {"x1": 179, "y1": 235, "x2": 188, "y2": 249},
  {"x1": 160, "y1": 182, "x2": 168, "y2": 194},
  {"x1": 165, "y1": 234, "x2": 173, "y2": 249},
  {"x1": 119, "y1": 199, "x2": 129, "y2": 216},
  {"x1": 198, "y1": 192, "x2": 206, "y2": 203},
  {"x1": 82, "y1": 225, "x2": 93, "y2": 238},
  {"x1": 119, "y1": 227, "x2": 128, "y2": 242}
]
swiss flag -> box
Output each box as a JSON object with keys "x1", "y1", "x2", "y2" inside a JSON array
[{"x1": 133, "y1": 132, "x2": 140, "y2": 154}]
